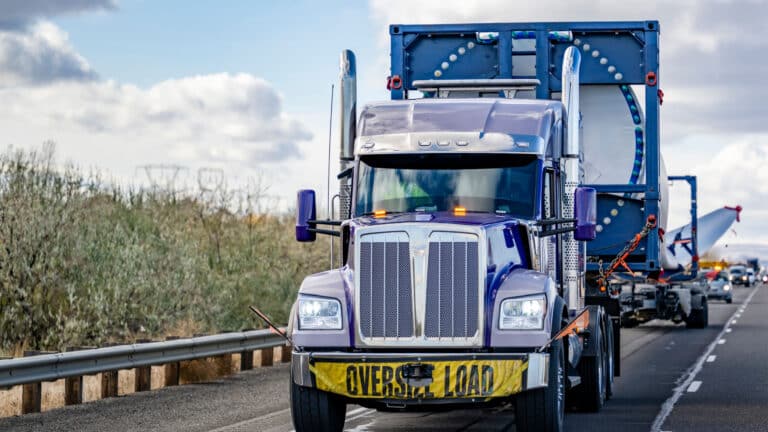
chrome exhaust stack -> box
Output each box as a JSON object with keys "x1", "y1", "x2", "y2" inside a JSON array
[
  {"x1": 560, "y1": 46, "x2": 584, "y2": 310},
  {"x1": 339, "y1": 49, "x2": 357, "y2": 219}
]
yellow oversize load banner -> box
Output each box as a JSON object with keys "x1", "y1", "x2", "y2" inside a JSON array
[{"x1": 309, "y1": 359, "x2": 528, "y2": 400}]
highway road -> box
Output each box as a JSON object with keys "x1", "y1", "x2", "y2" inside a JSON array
[{"x1": 0, "y1": 285, "x2": 762, "y2": 432}]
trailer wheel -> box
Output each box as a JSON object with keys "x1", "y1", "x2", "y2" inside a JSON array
[
  {"x1": 573, "y1": 322, "x2": 606, "y2": 412},
  {"x1": 515, "y1": 320, "x2": 565, "y2": 432},
  {"x1": 686, "y1": 297, "x2": 709, "y2": 329},
  {"x1": 290, "y1": 370, "x2": 346, "y2": 432}
]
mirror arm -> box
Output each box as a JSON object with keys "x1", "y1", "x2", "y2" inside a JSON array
[
  {"x1": 308, "y1": 219, "x2": 343, "y2": 226},
  {"x1": 309, "y1": 228, "x2": 341, "y2": 237},
  {"x1": 538, "y1": 227, "x2": 576, "y2": 238}
]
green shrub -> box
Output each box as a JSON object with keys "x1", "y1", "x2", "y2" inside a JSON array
[{"x1": 0, "y1": 148, "x2": 329, "y2": 353}]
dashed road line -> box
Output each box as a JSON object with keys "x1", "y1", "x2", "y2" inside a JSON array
[
  {"x1": 706, "y1": 355, "x2": 716, "y2": 363},
  {"x1": 687, "y1": 381, "x2": 702, "y2": 392},
  {"x1": 650, "y1": 286, "x2": 760, "y2": 432}
]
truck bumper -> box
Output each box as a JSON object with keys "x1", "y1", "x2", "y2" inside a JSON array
[{"x1": 292, "y1": 351, "x2": 548, "y2": 403}]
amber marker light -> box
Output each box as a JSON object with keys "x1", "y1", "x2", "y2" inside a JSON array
[
  {"x1": 454, "y1": 206, "x2": 467, "y2": 216},
  {"x1": 373, "y1": 209, "x2": 387, "y2": 218}
]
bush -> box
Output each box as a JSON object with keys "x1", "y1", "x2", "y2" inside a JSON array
[{"x1": 0, "y1": 148, "x2": 329, "y2": 353}]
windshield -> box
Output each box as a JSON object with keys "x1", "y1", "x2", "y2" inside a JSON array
[
  {"x1": 355, "y1": 153, "x2": 541, "y2": 218},
  {"x1": 730, "y1": 268, "x2": 744, "y2": 275}
]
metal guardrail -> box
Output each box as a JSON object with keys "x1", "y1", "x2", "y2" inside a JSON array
[{"x1": 0, "y1": 329, "x2": 285, "y2": 388}]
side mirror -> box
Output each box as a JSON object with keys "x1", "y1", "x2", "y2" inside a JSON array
[
  {"x1": 573, "y1": 187, "x2": 597, "y2": 241},
  {"x1": 296, "y1": 189, "x2": 317, "y2": 242}
]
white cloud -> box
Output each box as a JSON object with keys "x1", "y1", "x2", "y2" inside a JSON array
[
  {"x1": 0, "y1": 20, "x2": 319, "y2": 208},
  {"x1": 0, "y1": 21, "x2": 96, "y2": 85}
]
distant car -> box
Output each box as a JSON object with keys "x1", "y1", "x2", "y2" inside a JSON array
[
  {"x1": 729, "y1": 265, "x2": 749, "y2": 286},
  {"x1": 746, "y1": 269, "x2": 756, "y2": 286},
  {"x1": 763, "y1": 273, "x2": 768, "y2": 284},
  {"x1": 708, "y1": 271, "x2": 733, "y2": 303}
]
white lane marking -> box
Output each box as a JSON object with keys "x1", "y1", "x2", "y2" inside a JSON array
[
  {"x1": 650, "y1": 285, "x2": 760, "y2": 432},
  {"x1": 687, "y1": 381, "x2": 702, "y2": 392},
  {"x1": 706, "y1": 355, "x2": 716, "y2": 363},
  {"x1": 346, "y1": 407, "x2": 369, "y2": 417},
  {"x1": 726, "y1": 328, "x2": 732, "y2": 333},
  {"x1": 208, "y1": 408, "x2": 291, "y2": 432},
  {"x1": 731, "y1": 320, "x2": 737, "y2": 325}
]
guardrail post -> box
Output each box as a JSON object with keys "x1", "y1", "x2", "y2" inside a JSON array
[
  {"x1": 261, "y1": 346, "x2": 274, "y2": 367},
  {"x1": 21, "y1": 351, "x2": 44, "y2": 414},
  {"x1": 64, "y1": 346, "x2": 85, "y2": 405},
  {"x1": 134, "y1": 339, "x2": 152, "y2": 392},
  {"x1": 239, "y1": 328, "x2": 254, "y2": 371},
  {"x1": 164, "y1": 336, "x2": 180, "y2": 387},
  {"x1": 281, "y1": 344, "x2": 292, "y2": 363},
  {"x1": 101, "y1": 343, "x2": 119, "y2": 399},
  {"x1": 240, "y1": 350, "x2": 254, "y2": 371}
]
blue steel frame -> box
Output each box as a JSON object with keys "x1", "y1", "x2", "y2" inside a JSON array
[
  {"x1": 667, "y1": 175, "x2": 699, "y2": 280},
  {"x1": 389, "y1": 21, "x2": 662, "y2": 273}
]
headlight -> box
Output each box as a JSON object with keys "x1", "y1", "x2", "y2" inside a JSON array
[
  {"x1": 724, "y1": 284, "x2": 731, "y2": 291},
  {"x1": 499, "y1": 295, "x2": 546, "y2": 330},
  {"x1": 729, "y1": 276, "x2": 734, "y2": 281},
  {"x1": 742, "y1": 276, "x2": 747, "y2": 280},
  {"x1": 298, "y1": 296, "x2": 342, "y2": 330}
]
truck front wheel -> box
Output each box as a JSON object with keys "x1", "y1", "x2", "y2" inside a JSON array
[
  {"x1": 290, "y1": 371, "x2": 346, "y2": 432},
  {"x1": 515, "y1": 328, "x2": 565, "y2": 431}
]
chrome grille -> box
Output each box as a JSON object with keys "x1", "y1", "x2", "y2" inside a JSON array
[
  {"x1": 425, "y1": 233, "x2": 479, "y2": 338},
  {"x1": 358, "y1": 232, "x2": 414, "y2": 338}
]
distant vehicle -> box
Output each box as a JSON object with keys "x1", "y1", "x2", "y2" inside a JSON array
[
  {"x1": 746, "y1": 269, "x2": 756, "y2": 286},
  {"x1": 708, "y1": 271, "x2": 733, "y2": 303},
  {"x1": 729, "y1": 265, "x2": 749, "y2": 286}
]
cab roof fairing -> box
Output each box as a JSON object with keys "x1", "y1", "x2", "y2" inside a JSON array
[{"x1": 356, "y1": 98, "x2": 562, "y2": 157}]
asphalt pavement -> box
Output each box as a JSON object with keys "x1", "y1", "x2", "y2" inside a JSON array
[{"x1": 0, "y1": 285, "x2": 760, "y2": 432}]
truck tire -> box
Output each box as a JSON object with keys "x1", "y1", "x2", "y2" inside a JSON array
[
  {"x1": 686, "y1": 297, "x2": 709, "y2": 329},
  {"x1": 515, "y1": 320, "x2": 565, "y2": 432},
  {"x1": 572, "y1": 322, "x2": 606, "y2": 412},
  {"x1": 290, "y1": 370, "x2": 346, "y2": 432}
]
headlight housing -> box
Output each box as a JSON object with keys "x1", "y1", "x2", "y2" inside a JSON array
[
  {"x1": 297, "y1": 296, "x2": 342, "y2": 330},
  {"x1": 499, "y1": 295, "x2": 546, "y2": 330},
  {"x1": 724, "y1": 284, "x2": 731, "y2": 291}
]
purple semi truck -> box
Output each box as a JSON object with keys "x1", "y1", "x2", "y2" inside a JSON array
[{"x1": 283, "y1": 22, "x2": 681, "y2": 432}]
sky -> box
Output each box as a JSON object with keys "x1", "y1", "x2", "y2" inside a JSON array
[{"x1": 0, "y1": 0, "x2": 766, "y2": 258}]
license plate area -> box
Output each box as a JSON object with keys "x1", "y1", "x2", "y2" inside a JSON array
[{"x1": 308, "y1": 357, "x2": 528, "y2": 400}]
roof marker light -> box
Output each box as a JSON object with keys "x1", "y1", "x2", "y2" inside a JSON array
[
  {"x1": 374, "y1": 209, "x2": 387, "y2": 218},
  {"x1": 454, "y1": 206, "x2": 467, "y2": 216}
]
